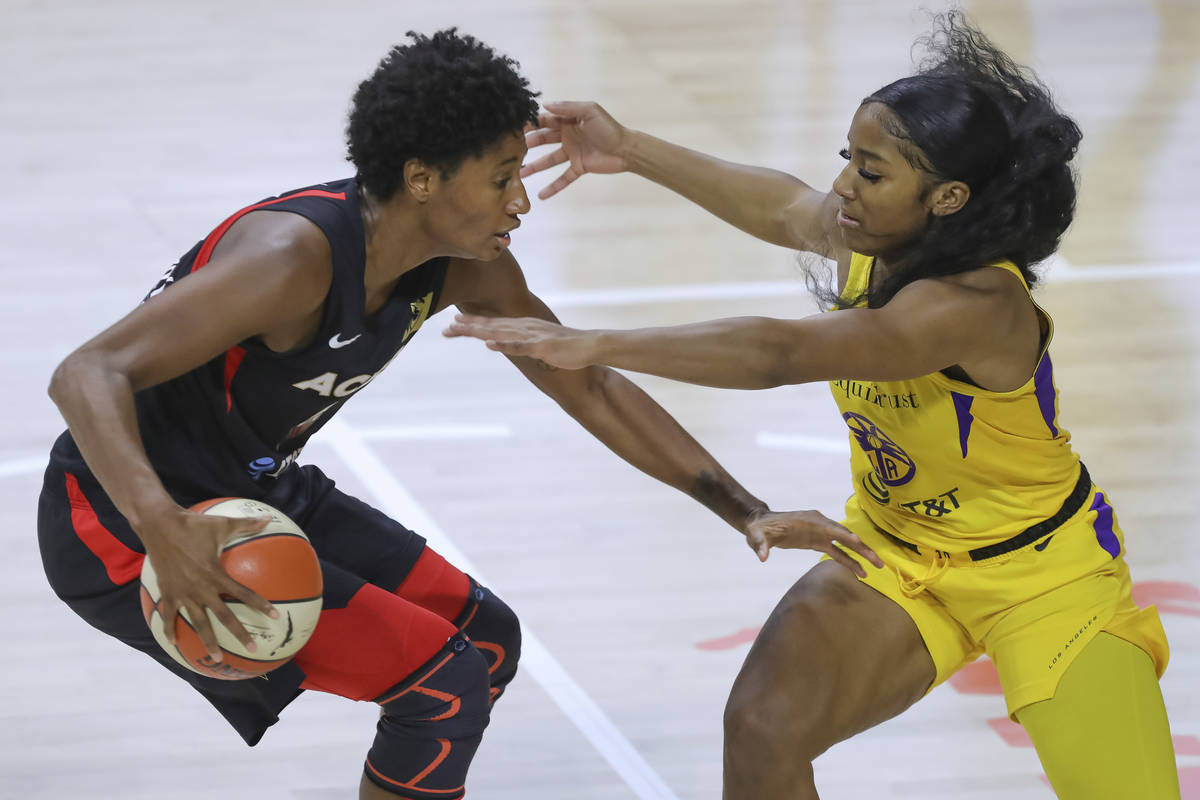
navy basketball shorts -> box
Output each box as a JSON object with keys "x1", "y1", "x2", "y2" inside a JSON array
[{"x1": 37, "y1": 459, "x2": 521, "y2": 797}]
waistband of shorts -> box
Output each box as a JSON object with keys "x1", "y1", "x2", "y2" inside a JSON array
[{"x1": 880, "y1": 462, "x2": 1092, "y2": 563}]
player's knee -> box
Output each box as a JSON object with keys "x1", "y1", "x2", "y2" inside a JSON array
[
  {"x1": 725, "y1": 611, "x2": 837, "y2": 764},
  {"x1": 377, "y1": 635, "x2": 491, "y2": 730},
  {"x1": 367, "y1": 636, "x2": 492, "y2": 797},
  {"x1": 461, "y1": 585, "x2": 522, "y2": 699},
  {"x1": 724, "y1": 686, "x2": 825, "y2": 766},
  {"x1": 463, "y1": 585, "x2": 521, "y2": 658}
]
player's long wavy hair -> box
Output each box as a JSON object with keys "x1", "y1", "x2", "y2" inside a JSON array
[
  {"x1": 817, "y1": 11, "x2": 1081, "y2": 309},
  {"x1": 347, "y1": 29, "x2": 540, "y2": 201}
]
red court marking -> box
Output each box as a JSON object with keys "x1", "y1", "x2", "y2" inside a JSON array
[
  {"x1": 1175, "y1": 735, "x2": 1200, "y2": 757},
  {"x1": 987, "y1": 720, "x2": 1200, "y2": 759},
  {"x1": 1132, "y1": 581, "x2": 1200, "y2": 618},
  {"x1": 1064, "y1": 767, "x2": 1199, "y2": 798},
  {"x1": 996, "y1": 724, "x2": 1200, "y2": 797},
  {"x1": 696, "y1": 627, "x2": 760, "y2": 651},
  {"x1": 1182, "y1": 766, "x2": 1200, "y2": 798},
  {"x1": 987, "y1": 717, "x2": 1033, "y2": 748},
  {"x1": 948, "y1": 658, "x2": 1003, "y2": 695},
  {"x1": 1044, "y1": 771, "x2": 1199, "y2": 796}
]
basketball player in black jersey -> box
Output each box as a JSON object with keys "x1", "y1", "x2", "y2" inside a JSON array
[{"x1": 36, "y1": 29, "x2": 879, "y2": 800}]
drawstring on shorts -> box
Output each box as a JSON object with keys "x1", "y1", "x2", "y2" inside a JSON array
[{"x1": 896, "y1": 549, "x2": 951, "y2": 598}]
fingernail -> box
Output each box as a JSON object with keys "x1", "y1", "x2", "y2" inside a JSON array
[
  {"x1": 246, "y1": 640, "x2": 258, "y2": 653},
  {"x1": 209, "y1": 651, "x2": 223, "y2": 663},
  {"x1": 268, "y1": 607, "x2": 280, "y2": 619}
]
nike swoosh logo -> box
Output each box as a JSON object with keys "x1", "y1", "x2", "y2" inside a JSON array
[
  {"x1": 1034, "y1": 535, "x2": 1055, "y2": 552},
  {"x1": 328, "y1": 333, "x2": 361, "y2": 349}
]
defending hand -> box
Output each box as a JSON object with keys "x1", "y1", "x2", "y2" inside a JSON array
[
  {"x1": 522, "y1": 101, "x2": 632, "y2": 199},
  {"x1": 443, "y1": 313, "x2": 599, "y2": 370},
  {"x1": 744, "y1": 509, "x2": 884, "y2": 576}
]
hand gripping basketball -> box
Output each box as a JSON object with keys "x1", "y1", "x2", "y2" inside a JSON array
[{"x1": 139, "y1": 498, "x2": 323, "y2": 680}]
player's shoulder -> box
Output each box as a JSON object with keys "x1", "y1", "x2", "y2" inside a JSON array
[
  {"x1": 930, "y1": 263, "x2": 1031, "y2": 309},
  {"x1": 202, "y1": 208, "x2": 334, "y2": 316},
  {"x1": 224, "y1": 178, "x2": 359, "y2": 264}
]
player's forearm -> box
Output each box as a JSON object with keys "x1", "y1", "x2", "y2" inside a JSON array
[
  {"x1": 559, "y1": 367, "x2": 768, "y2": 533},
  {"x1": 48, "y1": 355, "x2": 178, "y2": 538},
  {"x1": 624, "y1": 131, "x2": 811, "y2": 248},
  {"x1": 588, "y1": 317, "x2": 808, "y2": 390}
]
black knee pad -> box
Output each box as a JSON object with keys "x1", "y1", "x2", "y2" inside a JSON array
[
  {"x1": 457, "y1": 584, "x2": 521, "y2": 704},
  {"x1": 365, "y1": 633, "x2": 491, "y2": 798}
]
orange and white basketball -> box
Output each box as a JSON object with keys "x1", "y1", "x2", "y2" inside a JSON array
[{"x1": 139, "y1": 497, "x2": 323, "y2": 680}]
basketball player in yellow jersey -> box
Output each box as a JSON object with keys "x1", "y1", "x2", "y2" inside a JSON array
[{"x1": 445, "y1": 12, "x2": 1181, "y2": 800}]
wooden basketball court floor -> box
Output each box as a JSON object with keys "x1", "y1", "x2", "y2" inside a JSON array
[{"x1": 1, "y1": 1, "x2": 1197, "y2": 797}]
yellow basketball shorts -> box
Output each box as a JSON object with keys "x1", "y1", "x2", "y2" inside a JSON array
[{"x1": 833, "y1": 485, "x2": 1169, "y2": 718}]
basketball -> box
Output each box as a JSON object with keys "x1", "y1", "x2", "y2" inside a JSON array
[{"x1": 139, "y1": 497, "x2": 323, "y2": 680}]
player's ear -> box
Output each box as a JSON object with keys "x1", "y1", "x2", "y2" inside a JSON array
[
  {"x1": 403, "y1": 159, "x2": 437, "y2": 203},
  {"x1": 928, "y1": 180, "x2": 970, "y2": 216}
]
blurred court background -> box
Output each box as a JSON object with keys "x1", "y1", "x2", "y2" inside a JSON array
[{"x1": 1, "y1": 0, "x2": 1197, "y2": 797}]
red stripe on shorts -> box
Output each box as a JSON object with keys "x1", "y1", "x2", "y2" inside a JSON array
[{"x1": 64, "y1": 472, "x2": 144, "y2": 585}]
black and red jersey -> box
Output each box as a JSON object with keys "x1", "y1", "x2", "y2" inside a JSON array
[{"x1": 51, "y1": 178, "x2": 448, "y2": 500}]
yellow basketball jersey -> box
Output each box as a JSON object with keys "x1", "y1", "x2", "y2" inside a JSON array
[{"x1": 830, "y1": 252, "x2": 1081, "y2": 553}]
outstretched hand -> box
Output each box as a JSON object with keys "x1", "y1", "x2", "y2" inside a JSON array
[
  {"x1": 744, "y1": 509, "x2": 884, "y2": 576},
  {"x1": 522, "y1": 101, "x2": 632, "y2": 199},
  {"x1": 443, "y1": 313, "x2": 599, "y2": 370}
]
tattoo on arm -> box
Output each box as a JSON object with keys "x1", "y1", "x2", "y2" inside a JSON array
[{"x1": 689, "y1": 470, "x2": 765, "y2": 530}]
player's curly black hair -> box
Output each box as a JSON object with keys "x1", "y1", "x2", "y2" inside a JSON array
[
  {"x1": 347, "y1": 29, "x2": 540, "y2": 200},
  {"x1": 817, "y1": 11, "x2": 1081, "y2": 309}
]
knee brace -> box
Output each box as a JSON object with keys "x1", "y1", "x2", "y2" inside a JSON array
[
  {"x1": 364, "y1": 633, "x2": 491, "y2": 799},
  {"x1": 456, "y1": 583, "x2": 521, "y2": 705}
]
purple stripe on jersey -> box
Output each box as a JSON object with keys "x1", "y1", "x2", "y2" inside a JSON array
[
  {"x1": 1090, "y1": 492, "x2": 1120, "y2": 559},
  {"x1": 1033, "y1": 352, "x2": 1059, "y2": 436},
  {"x1": 950, "y1": 391, "x2": 974, "y2": 458}
]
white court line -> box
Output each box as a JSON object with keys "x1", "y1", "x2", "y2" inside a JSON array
[
  {"x1": 351, "y1": 423, "x2": 512, "y2": 440},
  {"x1": 540, "y1": 281, "x2": 806, "y2": 308},
  {"x1": 539, "y1": 259, "x2": 1200, "y2": 308},
  {"x1": 0, "y1": 455, "x2": 47, "y2": 478},
  {"x1": 314, "y1": 417, "x2": 680, "y2": 800},
  {"x1": 0, "y1": 426, "x2": 513, "y2": 480},
  {"x1": 756, "y1": 433, "x2": 849, "y2": 454},
  {"x1": 1043, "y1": 256, "x2": 1200, "y2": 283}
]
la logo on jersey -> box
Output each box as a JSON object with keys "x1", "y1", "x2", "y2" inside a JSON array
[{"x1": 843, "y1": 411, "x2": 916, "y2": 486}]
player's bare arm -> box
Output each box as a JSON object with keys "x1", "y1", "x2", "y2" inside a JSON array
[
  {"x1": 524, "y1": 101, "x2": 840, "y2": 257},
  {"x1": 47, "y1": 210, "x2": 333, "y2": 657},
  {"x1": 446, "y1": 266, "x2": 1038, "y2": 393},
  {"x1": 440, "y1": 251, "x2": 881, "y2": 572}
]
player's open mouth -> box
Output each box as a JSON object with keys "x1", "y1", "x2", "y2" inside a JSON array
[
  {"x1": 493, "y1": 222, "x2": 519, "y2": 247},
  {"x1": 836, "y1": 209, "x2": 862, "y2": 228}
]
